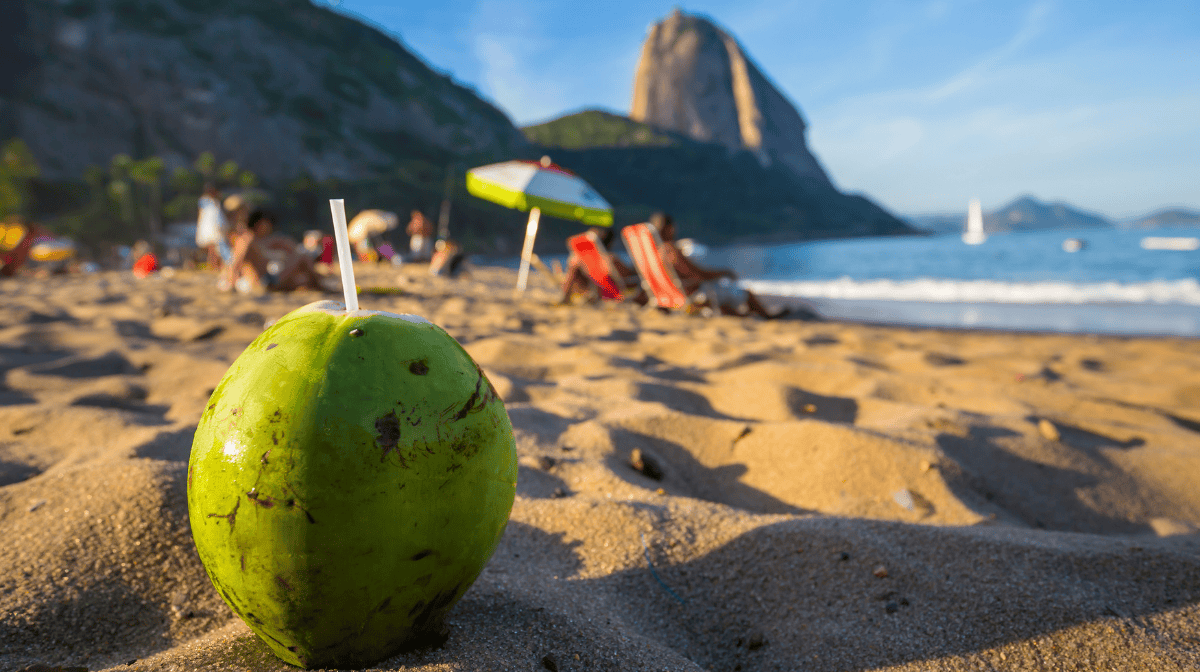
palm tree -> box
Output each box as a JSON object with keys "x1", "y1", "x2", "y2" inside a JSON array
[
  {"x1": 128, "y1": 156, "x2": 165, "y2": 246},
  {"x1": 0, "y1": 139, "x2": 40, "y2": 219}
]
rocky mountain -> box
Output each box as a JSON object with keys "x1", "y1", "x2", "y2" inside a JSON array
[
  {"x1": 2, "y1": 1, "x2": 911, "y2": 251},
  {"x1": 0, "y1": 0, "x2": 527, "y2": 184},
  {"x1": 629, "y1": 10, "x2": 830, "y2": 185},
  {"x1": 906, "y1": 196, "x2": 1114, "y2": 235},
  {"x1": 523, "y1": 110, "x2": 912, "y2": 246}
]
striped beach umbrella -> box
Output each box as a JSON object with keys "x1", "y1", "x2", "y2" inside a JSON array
[{"x1": 467, "y1": 156, "x2": 612, "y2": 292}]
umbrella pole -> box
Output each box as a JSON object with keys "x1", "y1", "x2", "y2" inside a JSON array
[{"x1": 515, "y1": 206, "x2": 541, "y2": 292}]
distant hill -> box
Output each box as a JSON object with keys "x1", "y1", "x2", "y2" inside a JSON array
[
  {"x1": 906, "y1": 196, "x2": 1114, "y2": 235},
  {"x1": 991, "y1": 196, "x2": 1110, "y2": 232},
  {"x1": 523, "y1": 110, "x2": 913, "y2": 246},
  {"x1": 0, "y1": 0, "x2": 553, "y2": 251},
  {"x1": 1126, "y1": 208, "x2": 1200, "y2": 229},
  {"x1": 1, "y1": 0, "x2": 528, "y2": 183}
]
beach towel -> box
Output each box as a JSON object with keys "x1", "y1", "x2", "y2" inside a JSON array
[
  {"x1": 29, "y1": 238, "x2": 75, "y2": 262},
  {"x1": 567, "y1": 231, "x2": 625, "y2": 301},
  {"x1": 621, "y1": 223, "x2": 689, "y2": 309}
]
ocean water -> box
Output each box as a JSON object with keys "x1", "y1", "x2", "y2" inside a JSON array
[
  {"x1": 481, "y1": 225, "x2": 1200, "y2": 336},
  {"x1": 694, "y1": 226, "x2": 1200, "y2": 337}
]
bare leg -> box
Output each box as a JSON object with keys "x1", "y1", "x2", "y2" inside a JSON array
[
  {"x1": 274, "y1": 253, "x2": 326, "y2": 291},
  {"x1": 744, "y1": 290, "x2": 798, "y2": 319},
  {"x1": 205, "y1": 245, "x2": 222, "y2": 271},
  {"x1": 559, "y1": 262, "x2": 591, "y2": 303},
  {"x1": 222, "y1": 233, "x2": 270, "y2": 290}
]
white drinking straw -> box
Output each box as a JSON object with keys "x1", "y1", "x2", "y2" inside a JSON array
[{"x1": 329, "y1": 199, "x2": 359, "y2": 312}]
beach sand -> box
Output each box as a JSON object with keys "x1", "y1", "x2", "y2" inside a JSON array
[{"x1": 2, "y1": 264, "x2": 1199, "y2": 671}]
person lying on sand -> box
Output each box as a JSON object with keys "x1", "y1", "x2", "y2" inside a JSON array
[
  {"x1": 559, "y1": 226, "x2": 646, "y2": 305},
  {"x1": 651, "y1": 212, "x2": 784, "y2": 319},
  {"x1": 219, "y1": 210, "x2": 334, "y2": 293}
]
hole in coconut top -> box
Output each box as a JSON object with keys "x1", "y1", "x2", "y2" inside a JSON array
[{"x1": 294, "y1": 300, "x2": 431, "y2": 324}]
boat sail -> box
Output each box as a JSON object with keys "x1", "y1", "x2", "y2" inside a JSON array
[{"x1": 962, "y1": 198, "x2": 986, "y2": 245}]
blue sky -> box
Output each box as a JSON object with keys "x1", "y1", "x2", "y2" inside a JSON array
[{"x1": 326, "y1": 0, "x2": 1199, "y2": 219}]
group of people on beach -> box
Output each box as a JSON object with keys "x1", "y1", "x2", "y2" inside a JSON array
[
  {"x1": 195, "y1": 186, "x2": 455, "y2": 294},
  {"x1": 196, "y1": 185, "x2": 330, "y2": 293},
  {"x1": 7, "y1": 189, "x2": 783, "y2": 319},
  {"x1": 559, "y1": 212, "x2": 786, "y2": 319}
]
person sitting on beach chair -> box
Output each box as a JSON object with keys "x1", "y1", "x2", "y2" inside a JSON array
[
  {"x1": 220, "y1": 210, "x2": 333, "y2": 293},
  {"x1": 559, "y1": 227, "x2": 645, "y2": 305},
  {"x1": 623, "y1": 212, "x2": 782, "y2": 318}
]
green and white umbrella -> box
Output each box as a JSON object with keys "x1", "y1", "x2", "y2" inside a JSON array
[{"x1": 467, "y1": 156, "x2": 612, "y2": 292}]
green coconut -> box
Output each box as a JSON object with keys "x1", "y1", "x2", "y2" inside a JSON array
[{"x1": 187, "y1": 300, "x2": 517, "y2": 668}]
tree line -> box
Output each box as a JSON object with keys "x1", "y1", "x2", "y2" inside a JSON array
[
  {"x1": 1, "y1": 138, "x2": 274, "y2": 253},
  {"x1": 1, "y1": 138, "x2": 562, "y2": 258}
]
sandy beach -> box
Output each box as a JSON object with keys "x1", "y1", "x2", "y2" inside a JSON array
[{"x1": 2, "y1": 264, "x2": 1199, "y2": 671}]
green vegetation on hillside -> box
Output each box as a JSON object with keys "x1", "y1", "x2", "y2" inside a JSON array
[
  {"x1": 523, "y1": 110, "x2": 680, "y2": 149},
  {"x1": 0, "y1": 139, "x2": 39, "y2": 219},
  {"x1": 22, "y1": 148, "x2": 532, "y2": 259}
]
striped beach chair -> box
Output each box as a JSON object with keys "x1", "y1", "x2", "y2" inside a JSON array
[
  {"x1": 567, "y1": 230, "x2": 626, "y2": 301},
  {"x1": 620, "y1": 223, "x2": 689, "y2": 309}
]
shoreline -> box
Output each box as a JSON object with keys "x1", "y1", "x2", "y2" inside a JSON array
[{"x1": 758, "y1": 295, "x2": 1200, "y2": 339}]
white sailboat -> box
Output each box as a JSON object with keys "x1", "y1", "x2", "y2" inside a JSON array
[{"x1": 962, "y1": 198, "x2": 986, "y2": 245}]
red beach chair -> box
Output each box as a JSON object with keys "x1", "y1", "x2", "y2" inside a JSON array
[
  {"x1": 567, "y1": 230, "x2": 626, "y2": 301},
  {"x1": 620, "y1": 223, "x2": 689, "y2": 309}
]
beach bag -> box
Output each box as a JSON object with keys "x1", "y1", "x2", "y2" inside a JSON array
[{"x1": 132, "y1": 253, "x2": 158, "y2": 278}]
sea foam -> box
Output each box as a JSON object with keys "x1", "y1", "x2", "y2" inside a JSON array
[{"x1": 741, "y1": 277, "x2": 1200, "y2": 305}]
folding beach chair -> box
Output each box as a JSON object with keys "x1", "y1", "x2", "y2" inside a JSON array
[
  {"x1": 620, "y1": 223, "x2": 690, "y2": 309},
  {"x1": 567, "y1": 230, "x2": 626, "y2": 301}
]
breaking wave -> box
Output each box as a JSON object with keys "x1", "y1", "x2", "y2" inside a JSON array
[{"x1": 741, "y1": 277, "x2": 1200, "y2": 306}]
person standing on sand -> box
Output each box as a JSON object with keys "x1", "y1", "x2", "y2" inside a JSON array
[
  {"x1": 406, "y1": 209, "x2": 434, "y2": 262},
  {"x1": 195, "y1": 185, "x2": 230, "y2": 270},
  {"x1": 651, "y1": 212, "x2": 785, "y2": 319}
]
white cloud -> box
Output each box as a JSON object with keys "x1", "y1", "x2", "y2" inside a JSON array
[
  {"x1": 466, "y1": 1, "x2": 572, "y2": 123},
  {"x1": 925, "y1": 0, "x2": 1052, "y2": 102},
  {"x1": 812, "y1": 87, "x2": 1200, "y2": 216},
  {"x1": 464, "y1": 0, "x2": 649, "y2": 125},
  {"x1": 804, "y1": 3, "x2": 1200, "y2": 216}
]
